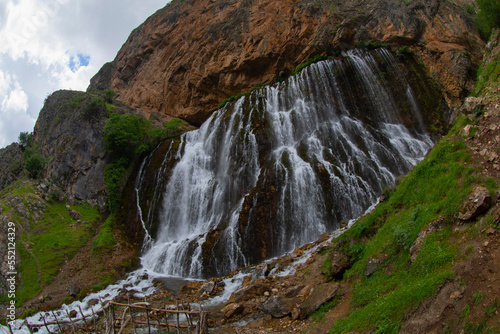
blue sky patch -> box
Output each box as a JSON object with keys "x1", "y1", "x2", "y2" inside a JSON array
[{"x1": 68, "y1": 54, "x2": 90, "y2": 72}]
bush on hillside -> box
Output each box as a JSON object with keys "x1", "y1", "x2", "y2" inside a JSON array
[
  {"x1": 23, "y1": 148, "x2": 44, "y2": 178},
  {"x1": 475, "y1": 0, "x2": 500, "y2": 39}
]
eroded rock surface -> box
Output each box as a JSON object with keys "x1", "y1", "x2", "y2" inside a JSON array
[{"x1": 89, "y1": 0, "x2": 483, "y2": 125}]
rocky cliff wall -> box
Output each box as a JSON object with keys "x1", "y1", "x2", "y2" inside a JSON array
[
  {"x1": 32, "y1": 91, "x2": 109, "y2": 209},
  {"x1": 0, "y1": 144, "x2": 24, "y2": 191},
  {"x1": 89, "y1": 0, "x2": 483, "y2": 125}
]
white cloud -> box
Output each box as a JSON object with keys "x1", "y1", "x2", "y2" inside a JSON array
[
  {"x1": 2, "y1": 82, "x2": 28, "y2": 112},
  {"x1": 0, "y1": 69, "x2": 34, "y2": 148},
  {"x1": 0, "y1": 0, "x2": 168, "y2": 148}
]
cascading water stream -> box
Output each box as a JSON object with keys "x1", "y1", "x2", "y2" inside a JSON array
[{"x1": 138, "y1": 48, "x2": 434, "y2": 279}]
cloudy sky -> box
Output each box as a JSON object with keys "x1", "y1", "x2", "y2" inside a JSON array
[{"x1": 0, "y1": 0, "x2": 168, "y2": 149}]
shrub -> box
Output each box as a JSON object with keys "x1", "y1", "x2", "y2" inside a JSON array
[
  {"x1": 23, "y1": 148, "x2": 44, "y2": 178},
  {"x1": 18, "y1": 131, "x2": 32, "y2": 147},
  {"x1": 164, "y1": 118, "x2": 185, "y2": 136},
  {"x1": 103, "y1": 113, "x2": 151, "y2": 156},
  {"x1": 104, "y1": 90, "x2": 117, "y2": 103},
  {"x1": 396, "y1": 46, "x2": 414, "y2": 59},
  {"x1": 475, "y1": 0, "x2": 500, "y2": 39},
  {"x1": 104, "y1": 157, "x2": 129, "y2": 213},
  {"x1": 291, "y1": 54, "x2": 329, "y2": 76},
  {"x1": 82, "y1": 96, "x2": 106, "y2": 122}
]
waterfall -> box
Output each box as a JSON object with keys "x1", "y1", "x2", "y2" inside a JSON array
[{"x1": 138, "y1": 48, "x2": 434, "y2": 278}]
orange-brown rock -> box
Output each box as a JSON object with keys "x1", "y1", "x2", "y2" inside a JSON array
[{"x1": 89, "y1": 0, "x2": 483, "y2": 125}]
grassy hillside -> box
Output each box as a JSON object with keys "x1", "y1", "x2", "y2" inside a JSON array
[
  {"x1": 313, "y1": 28, "x2": 500, "y2": 334},
  {"x1": 0, "y1": 179, "x2": 101, "y2": 306}
]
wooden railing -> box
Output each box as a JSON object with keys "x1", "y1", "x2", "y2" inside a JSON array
[{"x1": 17, "y1": 299, "x2": 208, "y2": 334}]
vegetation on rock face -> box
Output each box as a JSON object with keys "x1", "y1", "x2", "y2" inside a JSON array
[
  {"x1": 17, "y1": 131, "x2": 44, "y2": 179},
  {"x1": 475, "y1": 29, "x2": 500, "y2": 95},
  {"x1": 23, "y1": 148, "x2": 44, "y2": 179},
  {"x1": 17, "y1": 132, "x2": 32, "y2": 148},
  {"x1": 103, "y1": 113, "x2": 185, "y2": 212},
  {"x1": 475, "y1": 0, "x2": 500, "y2": 39}
]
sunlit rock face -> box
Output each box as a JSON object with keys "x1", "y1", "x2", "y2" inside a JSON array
[{"x1": 89, "y1": 0, "x2": 482, "y2": 126}]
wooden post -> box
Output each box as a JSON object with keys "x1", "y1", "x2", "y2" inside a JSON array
[
  {"x1": 165, "y1": 308, "x2": 170, "y2": 334},
  {"x1": 99, "y1": 298, "x2": 109, "y2": 334},
  {"x1": 24, "y1": 320, "x2": 33, "y2": 334},
  {"x1": 51, "y1": 311, "x2": 63, "y2": 333},
  {"x1": 111, "y1": 305, "x2": 116, "y2": 334},
  {"x1": 156, "y1": 312, "x2": 161, "y2": 334},
  {"x1": 145, "y1": 304, "x2": 151, "y2": 334},
  {"x1": 91, "y1": 307, "x2": 98, "y2": 331},
  {"x1": 41, "y1": 313, "x2": 52, "y2": 334},
  {"x1": 175, "y1": 301, "x2": 180, "y2": 334},
  {"x1": 128, "y1": 306, "x2": 137, "y2": 334},
  {"x1": 78, "y1": 305, "x2": 89, "y2": 332},
  {"x1": 65, "y1": 309, "x2": 77, "y2": 334}
]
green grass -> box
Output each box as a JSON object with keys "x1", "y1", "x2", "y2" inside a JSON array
[
  {"x1": 328, "y1": 114, "x2": 498, "y2": 333},
  {"x1": 91, "y1": 214, "x2": 117, "y2": 255},
  {"x1": 0, "y1": 179, "x2": 101, "y2": 305}
]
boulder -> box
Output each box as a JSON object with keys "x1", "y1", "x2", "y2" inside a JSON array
[
  {"x1": 458, "y1": 186, "x2": 492, "y2": 221},
  {"x1": 231, "y1": 282, "x2": 270, "y2": 303},
  {"x1": 329, "y1": 250, "x2": 353, "y2": 279},
  {"x1": 66, "y1": 205, "x2": 82, "y2": 220},
  {"x1": 462, "y1": 97, "x2": 484, "y2": 114},
  {"x1": 259, "y1": 295, "x2": 298, "y2": 318},
  {"x1": 410, "y1": 217, "x2": 444, "y2": 263},
  {"x1": 67, "y1": 285, "x2": 80, "y2": 298},
  {"x1": 293, "y1": 283, "x2": 339, "y2": 320},
  {"x1": 198, "y1": 281, "x2": 215, "y2": 295},
  {"x1": 221, "y1": 303, "x2": 244, "y2": 318},
  {"x1": 365, "y1": 254, "x2": 388, "y2": 277}
]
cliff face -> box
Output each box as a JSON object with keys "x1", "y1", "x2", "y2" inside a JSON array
[
  {"x1": 0, "y1": 143, "x2": 24, "y2": 191},
  {"x1": 89, "y1": 0, "x2": 483, "y2": 125},
  {"x1": 32, "y1": 91, "x2": 109, "y2": 209}
]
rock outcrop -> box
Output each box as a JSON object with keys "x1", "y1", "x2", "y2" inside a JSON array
[
  {"x1": 89, "y1": 0, "x2": 483, "y2": 125},
  {"x1": 32, "y1": 90, "x2": 109, "y2": 209},
  {"x1": 0, "y1": 143, "x2": 24, "y2": 191}
]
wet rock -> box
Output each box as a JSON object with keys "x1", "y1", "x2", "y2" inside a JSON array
[
  {"x1": 317, "y1": 233, "x2": 330, "y2": 243},
  {"x1": 410, "y1": 217, "x2": 444, "y2": 263},
  {"x1": 458, "y1": 186, "x2": 492, "y2": 221},
  {"x1": 293, "y1": 283, "x2": 339, "y2": 320},
  {"x1": 88, "y1": 299, "x2": 99, "y2": 306},
  {"x1": 231, "y1": 283, "x2": 270, "y2": 303},
  {"x1": 198, "y1": 281, "x2": 215, "y2": 295},
  {"x1": 221, "y1": 303, "x2": 244, "y2": 318},
  {"x1": 67, "y1": 286, "x2": 80, "y2": 298},
  {"x1": 259, "y1": 295, "x2": 297, "y2": 318}
]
